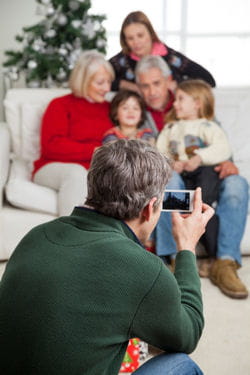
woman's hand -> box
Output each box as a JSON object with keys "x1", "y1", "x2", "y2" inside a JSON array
[{"x1": 171, "y1": 187, "x2": 214, "y2": 254}]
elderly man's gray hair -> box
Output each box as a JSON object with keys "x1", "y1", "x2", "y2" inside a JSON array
[
  {"x1": 85, "y1": 139, "x2": 172, "y2": 220},
  {"x1": 135, "y1": 55, "x2": 172, "y2": 82}
]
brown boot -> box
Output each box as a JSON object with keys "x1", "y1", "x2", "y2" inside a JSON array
[
  {"x1": 210, "y1": 259, "x2": 248, "y2": 299},
  {"x1": 197, "y1": 257, "x2": 214, "y2": 278}
]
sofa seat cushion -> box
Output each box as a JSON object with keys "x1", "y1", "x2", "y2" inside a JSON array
[
  {"x1": 5, "y1": 159, "x2": 58, "y2": 215},
  {"x1": 4, "y1": 88, "x2": 70, "y2": 161}
]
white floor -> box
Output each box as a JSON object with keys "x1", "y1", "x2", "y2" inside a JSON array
[
  {"x1": 191, "y1": 256, "x2": 250, "y2": 375},
  {"x1": 1, "y1": 257, "x2": 250, "y2": 375}
]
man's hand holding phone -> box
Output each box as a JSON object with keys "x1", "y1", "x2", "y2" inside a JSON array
[
  {"x1": 162, "y1": 189, "x2": 194, "y2": 212},
  {"x1": 171, "y1": 187, "x2": 214, "y2": 254}
]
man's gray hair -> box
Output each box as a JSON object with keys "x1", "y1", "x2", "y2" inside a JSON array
[
  {"x1": 85, "y1": 139, "x2": 172, "y2": 220},
  {"x1": 135, "y1": 55, "x2": 172, "y2": 83}
]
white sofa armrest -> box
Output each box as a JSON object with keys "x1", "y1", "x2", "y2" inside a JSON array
[{"x1": 0, "y1": 122, "x2": 11, "y2": 208}]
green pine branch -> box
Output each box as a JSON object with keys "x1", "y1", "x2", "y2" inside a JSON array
[{"x1": 3, "y1": 0, "x2": 107, "y2": 85}]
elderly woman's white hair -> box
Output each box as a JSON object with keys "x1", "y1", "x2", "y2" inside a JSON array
[{"x1": 69, "y1": 50, "x2": 115, "y2": 98}]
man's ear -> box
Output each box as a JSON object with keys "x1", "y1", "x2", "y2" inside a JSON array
[{"x1": 142, "y1": 197, "x2": 158, "y2": 221}]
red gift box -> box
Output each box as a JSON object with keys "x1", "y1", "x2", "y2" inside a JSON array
[{"x1": 120, "y1": 338, "x2": 140, "y2": 373}]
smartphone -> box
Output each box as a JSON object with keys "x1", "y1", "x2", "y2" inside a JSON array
[{"x1": 162, "y1": 189, "x2": 195, "y2": 212}]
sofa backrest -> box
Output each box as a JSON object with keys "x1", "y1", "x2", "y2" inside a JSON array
[
  {"x1": 213, "y1": 87, "x2": 250, "y2": 184},
  {"x1": 4, "y1": 88, "x2": 70, "y2": 163}
]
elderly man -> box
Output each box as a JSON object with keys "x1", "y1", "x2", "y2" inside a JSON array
[
  {"x1": 135, "y1": 55, "x2": 249, "y2": 299},
  {"x1": 0, "y1": 139, "x2": 213, "y2": 374}
]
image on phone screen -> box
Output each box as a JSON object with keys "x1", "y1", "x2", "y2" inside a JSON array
[{"x1": 162, "y1": 189, "x2": 194, "y2": 212}]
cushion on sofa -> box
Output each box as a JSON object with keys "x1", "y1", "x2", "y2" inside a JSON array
[
  {"x1": 4, "y1": 88, "x2": 70, "y2": 213},
  {"x1": 21, "y1": 102, "x2": 47, "y2": 162},
  {"x1": 5, "y1": 159, "x2": 58, "y2": 215},
  {"x1": 4, "y1": 88, "x2": 70, "y2": 161},
  {"x1": 3, "y1": 100, "x2": 22, "y2": 157}
]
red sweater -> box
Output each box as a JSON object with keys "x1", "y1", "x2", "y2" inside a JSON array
[
  {"x1": 33, "y1": 94, "x2": 113, "y2": 175},
  {"x1": 147, "y1": 90, "x2": 175, "y2": 132}
]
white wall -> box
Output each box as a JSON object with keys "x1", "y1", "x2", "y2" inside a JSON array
[{"x1": 0, "y1": 0, "x2": 42, "y2": 120}]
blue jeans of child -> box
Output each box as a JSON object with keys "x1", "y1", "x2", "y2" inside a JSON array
[
  {"x1": 133, "y1": 353, "x2": 203, "y2": 374},
  {"x1": 154, "y1": 172, "x2": 249, "y2": 265}
]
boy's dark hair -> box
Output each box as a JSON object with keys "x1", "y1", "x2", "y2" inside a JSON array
[{"x1": 110, "y1": 90, "x2": 147, "y2": 128}]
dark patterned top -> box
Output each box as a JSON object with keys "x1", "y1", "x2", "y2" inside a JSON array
[{"x1": 109, "y1": 44, "x2": 216, "y2": 91}]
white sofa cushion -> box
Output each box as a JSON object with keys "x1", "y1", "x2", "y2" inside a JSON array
[
  {"x1": 5, "y1": 159, "x2": 58, "y2": 215},
  {"x1": 4, "y1": 88, "x2": 70, "y2": 160},
  {"x1": 0, "y1": 122, "x2": 10, "y2": 208},
  {"x1": 4, "y1": 88, "x2": 70, "y2": 214},
  {"x1": 21, "y1": 102, "x2": 46, "y2": 163}
]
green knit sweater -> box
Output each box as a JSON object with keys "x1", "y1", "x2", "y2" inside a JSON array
[{"x1": 0, "y1": 207, "x2": 204, "y2": 375}]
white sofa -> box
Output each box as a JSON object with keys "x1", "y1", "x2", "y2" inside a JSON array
[
  {"x1": 0, "y1": 88, "x2": 70, "y2": 260},
  {"x1": 0, "y1": 87, "x2": 250, "y2": 260}
]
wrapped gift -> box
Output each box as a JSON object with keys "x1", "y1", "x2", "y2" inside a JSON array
[{"x1": 120, "y1": 338, "x2": 140, "y2": 373}]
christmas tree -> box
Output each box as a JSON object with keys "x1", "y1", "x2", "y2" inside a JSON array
[{"x1": 3, "y1": 0, "x2": 107, "y2": 88}]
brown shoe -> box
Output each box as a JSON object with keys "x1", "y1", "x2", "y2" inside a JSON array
[
  {"x1": 210, "y1": 259, "x2": 248, "y2": 299},
  {"x1": 197, "y1": 258, "x2": 214, "y2": 278}
]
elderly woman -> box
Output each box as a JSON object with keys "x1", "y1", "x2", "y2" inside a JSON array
[
  {"x1": 33, "y1": 50, "x2": 115, "y2": 215},
  {"x1": 109, "y1": 11, "x2": 216, "y2": 92}
]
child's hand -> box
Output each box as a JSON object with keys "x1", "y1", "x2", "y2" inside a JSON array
[
  {"x1": 184, "y1": 155, "x2": 202, "y2": 172},
  {"x1": 173, "y1": 161, "x2": 185, "y2": 173}
]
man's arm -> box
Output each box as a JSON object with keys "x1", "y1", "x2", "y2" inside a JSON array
[
  {"x1": 131, "y1": 252, "x2": 204, "y2": 353},
  {"x1": 165, "y1": 47, "x2": 216, "y2": 87},
  {"x1": 130, "y1": 188, "x2": 214, "y2": 353}
]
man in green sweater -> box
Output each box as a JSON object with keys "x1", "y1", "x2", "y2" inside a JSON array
[{"x1": 0, "y1": 139, "x2": 214, "y2": 375}]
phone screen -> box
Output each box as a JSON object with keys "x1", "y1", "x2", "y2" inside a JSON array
[{"x1": 162, "y1": 190, "x2": 194, "y2": 212}]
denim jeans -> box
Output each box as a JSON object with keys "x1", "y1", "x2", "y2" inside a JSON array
[
  {"x1": 153, "y1": 172, "x2": 249, "y2": 265},
  {"x1": 133, "y1": 353, "x2": 203, "y2": 375}
]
